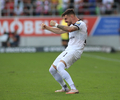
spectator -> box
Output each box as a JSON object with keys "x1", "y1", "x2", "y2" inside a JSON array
[
  {"x1": 89, "y1": 0, "x2": 96, "y2": 15},
  {"x1": 14, "y1": 0, "x2": 24, "y2": 16},
  {"x1": 14, "y1": 0, "x2": 23, "y2": 7},
  {"x1": 23, "y1": 0, "x2": 32, "y2": 16},
  {"x1": 7, "y1": 30, "x2": 20, "y2": 47},
  {"x1": 51, "y1": 0, "x2": 58, "y2": 7},
  {"x1": 83, "y1": 0, "x2": 90, "y2": 15},
  {"x1": 57, "y1": 0, "x2": 63, "y2": 15},
  {"x1": 0, "y1": 0, "x2": 5, "y2": 10},
  {"x1": 62, "y1": 0, "x2": 70, "y2": 12},
  {"x1": 35, "y1": 0, "x2": 43, "y2": 16},
  {"x1": 0, "y1": 32, "x2": 9, "y2": 47},
  {"x1": 4, "y1": 0, "x2": 14, "y2": 16},
  {"x1": 0, "y1": 0, "x2": 5, "y2": 16},
  {"x1": 43, "y1": 0, "x2": 51, "y2": 15},
  {"x1": 51, "y1": 0, "x2": 59, "y2": 15},
  {"x1": 69, "y1": 0, "x2": 74, "y2": 9},
  {"x1": 95, "y1": 2, "x2": 101, "y2": 15},
  {"x1": 102, "y1": 0, "x2": 114, "y2": 15},
  {"x1": 74, "y1": 0, "x2": 83, "y2": 15},
  {"x1": 112, "y1": 0, "x2": 120, "y2": 14},
  {"x1": 14, "y1": 5, "x2": 23, "y2": 16}
]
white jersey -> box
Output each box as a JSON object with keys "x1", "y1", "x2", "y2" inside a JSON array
[
  {"x1": 53, "y1": 20, "x2": 87, "y2": 68},
  {"x1": 66, "y1": 20, "x2": 87, "y2": 51}
]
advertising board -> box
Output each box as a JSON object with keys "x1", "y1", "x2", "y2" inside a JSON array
[{"x1": 0, "y1": 16, "x2": 119, "y2": 36}]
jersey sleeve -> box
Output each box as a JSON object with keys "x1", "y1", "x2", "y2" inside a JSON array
[{"x1": 74, "y1": 21, "x2": 81, "y2": 30}]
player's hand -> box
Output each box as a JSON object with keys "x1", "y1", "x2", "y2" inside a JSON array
[
  {"x1": 41, "y1": 23, "x2": 46, "y2": 30},
  {"x1": 50, "y1": 20, "x2": 56, "y2": 27}
]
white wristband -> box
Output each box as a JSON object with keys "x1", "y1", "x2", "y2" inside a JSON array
[{"x1": 55, "y1": 23, "x2": 58, "y2": 27}]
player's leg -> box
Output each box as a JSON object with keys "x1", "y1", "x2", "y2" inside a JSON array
[
  {"x1": 57, "y1": 61, "x2": 77, "y2": 89},
  {"x1": 57, "y1": 61, "x2": 79, "y2": 94},
  {"x1": 49, "y1": 65, "x2": 69, "y2": 92},
  {"x1": 56, "y1": 50, "x2": 81, "y2": 94},
  {"x1": 49, "y1": 51, "x2": 70, "y2": 92}
]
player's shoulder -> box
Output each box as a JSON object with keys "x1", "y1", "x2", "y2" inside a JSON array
[
  {"x1": 77, "y1": 20, "x2": 87, "y2": 27},
  {"x1": 75, "y1": 21, "x2": 81, "y2": 26},
  {"x1": 75, "y1": 20, "x2": 85, "y2": 25},
  {"x1": 73, "y1": 20, "x2": 84, "y2": 28}
]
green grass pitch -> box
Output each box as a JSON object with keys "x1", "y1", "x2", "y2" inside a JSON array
[{"x1": 0, "y1": 52, "x2": 120, "y2": 100}]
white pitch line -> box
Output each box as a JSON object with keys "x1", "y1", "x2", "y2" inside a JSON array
[{"x1": 82, "y1": 54, "x2": 120, "y2": 63}]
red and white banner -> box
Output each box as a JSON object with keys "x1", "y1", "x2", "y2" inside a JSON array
[
  {"x1": 0, "y1": 17, "x2": 97, "y2": 36},
  {"x1": 0, "y1": 17, "x2": 62, "y2": 36}
]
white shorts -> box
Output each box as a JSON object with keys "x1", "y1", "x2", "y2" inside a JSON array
[{"x1": 53, "y1": 49, "x2": 83, "y2": 69}]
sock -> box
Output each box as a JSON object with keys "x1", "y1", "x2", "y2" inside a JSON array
[
  {"x1": 63, "y1": 84, "x2": 68, "y2": 91},
  {"x1": 70, "y1": 84, "x2": 77, "y2": 90},
  {"x1": 49, "y1": 65, "x2": 66, "y2": 88},
  {"x1": 57, "y1": 62, "x2": 76, "y2": 90}
]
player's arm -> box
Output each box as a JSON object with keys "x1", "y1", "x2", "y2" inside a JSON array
[
  {"x1": 41, "y1": 23, "x2": 67, "y2": 34},
  {"x1": 50, "y1": 20, "x2": 79, "y2": 32},
  {"x1": 57, "y1": 25, "x2": 78, "y2": 32}
]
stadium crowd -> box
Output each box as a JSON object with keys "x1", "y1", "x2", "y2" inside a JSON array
[{"x1": 0, "y1": 0, "x2": 120, "y2": 16}]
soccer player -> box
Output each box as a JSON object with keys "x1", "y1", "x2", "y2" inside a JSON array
[{"x1": 41, "y1": 9, "x2": 87, "y2": 94}]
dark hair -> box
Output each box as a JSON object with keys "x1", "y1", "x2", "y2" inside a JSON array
[{"x1": 62, "y1": 9, "x2": 75, "y2": 17}]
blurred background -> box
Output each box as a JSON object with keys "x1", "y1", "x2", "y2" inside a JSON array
[{"x1": 0, "y1": 0, "x2": 120, "y2": 53}]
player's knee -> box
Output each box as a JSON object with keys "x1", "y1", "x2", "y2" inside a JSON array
[
  {"x1": 56, "y1": 62, "x2": 65, "y2": 72},
  {"x1": 57, "y1": 62, "x2": 67, "y2": 79},
  {"x1": 49, "y1": 65, "x2": 57, "y2": 75}
]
